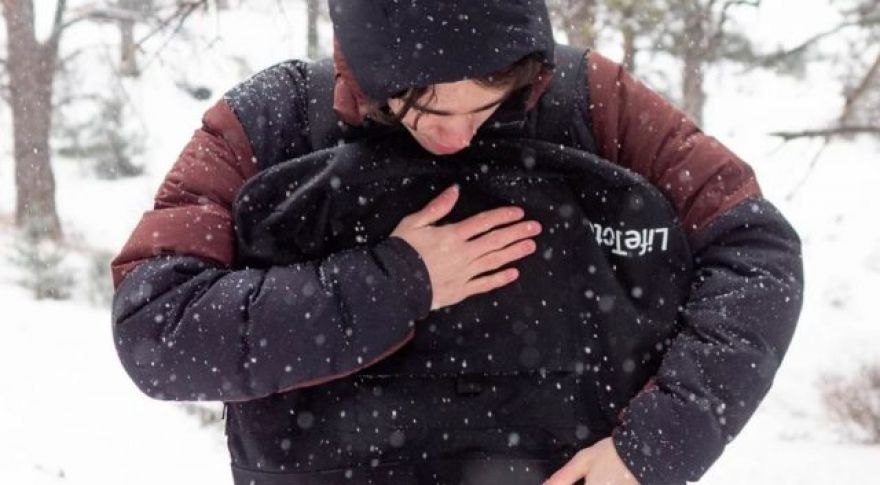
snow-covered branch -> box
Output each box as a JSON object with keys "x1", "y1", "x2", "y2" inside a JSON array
[{"x1": 770, "y1": 125, "x2": 880, "y2": 141}]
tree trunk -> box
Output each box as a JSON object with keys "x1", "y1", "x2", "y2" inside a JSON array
[
  {"x1": 550, "y1": 0, "x2": 597, "y2": 49},
  {"x1": 119, "y1": 18, "x2": 137, "y2": 76},
  {"x1": 682, "y1": 51, "x2": 706, "y2": 127},
  {"x1": 619, "y1": 3, "x2": 638, "y2": 73},
  {"x1": 622, "y1": 24, "x2": 637, "y2": 72},
  {"x1": 568, "y1": 0, "x2": 598, "y2": 49},
  {"x1": 307, "y1": 0, "x2": 320, "y2": 59},
  {"x1": 3, "y1": 0, "x2": 64, "y2": 241},
  {"x1": 681, "y1": 8, "x2": 707, "y2": 127}
]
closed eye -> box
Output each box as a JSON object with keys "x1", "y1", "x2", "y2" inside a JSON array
[{"x1": 410, "y1": 94, "x2": 509, "y2": 116}]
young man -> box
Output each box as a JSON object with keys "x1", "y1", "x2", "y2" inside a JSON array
[{"x1": 110, "y1": 2, "x2": 803, "y2": 484}]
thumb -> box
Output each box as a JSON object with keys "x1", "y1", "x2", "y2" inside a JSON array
[
  {"x1": 412, "y1": 183, "x2": 459, "y2": 227},
  {"x1": 543, "y1": 448, "x2": 594, "y2": 485}
]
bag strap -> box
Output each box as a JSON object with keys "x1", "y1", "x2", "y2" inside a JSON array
[
  {"x1": 530, "y1": 43, "x2": 598, "y2": 154},
  {"x1": 304, "y1": 57, "x2": 345, "y2": 151}
]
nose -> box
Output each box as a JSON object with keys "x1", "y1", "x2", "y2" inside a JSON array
[{"x1": 434, "y1": 115, "x2": 476, "y2": 149}]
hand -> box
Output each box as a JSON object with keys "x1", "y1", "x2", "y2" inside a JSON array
[
  {"x1": 543, "y1": 437, "x2": 640, "y2": 485},
  {"x1": 391, "y1": 183, "x2": 542, "y2": 311}
]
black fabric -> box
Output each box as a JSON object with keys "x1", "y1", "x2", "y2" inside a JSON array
[
  {"x1": 529, "y1": 44, "x2": 597, "y2": 153},
  {"x1": 111, "y1": 14, "x2": 804, "y2": 483},
  {"x1": 613, "y1": 198, "x2": 804, "y2": 484},
  {"x1": 328, "y1": 0, "x2": 556, "y2": 101},
  {"x1": 305, "y1": 42, "x2": 597, "y2": 156},
  {"x1": 226, "y1": 372, "x2": 600, "y2": 484},
  {"x1": 305, "y1": 57, "x2": 343, "y2": 151},
  {"x1": 231, "y1": 455, "x2": 579, "y2": 485},
  {"x1": 226, "y1": 132, "x2": 693, "y2": 479},
  {"x1": 305, "y1": 56, "x2": 407, "y2": 151},
  {"x1": 223, "y1": 60, "x2": 312, "y2": 172},
  {"x1": 110, "y1": 235, "x2": 432, "y2": 402}
]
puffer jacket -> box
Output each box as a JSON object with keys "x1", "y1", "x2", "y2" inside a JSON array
[{"x1": 109, "y1": 3, "x2": 803, "y2": 483}]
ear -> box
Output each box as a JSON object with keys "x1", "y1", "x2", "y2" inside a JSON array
[
  {"x1": 525, "y1": 66, "x2": 554, "y2": 110},
  {"x1": 332, "y1": 36, "x2": 372, "y2": 125}
]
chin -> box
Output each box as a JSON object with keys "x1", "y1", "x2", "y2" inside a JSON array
[{"x1": 421, "y1": 137, "x2": 467, "y2": 155}]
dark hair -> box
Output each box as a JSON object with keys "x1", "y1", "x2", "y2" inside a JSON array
[{"x1": 366, "y1": 53, "x2": 545, "y2": 126}]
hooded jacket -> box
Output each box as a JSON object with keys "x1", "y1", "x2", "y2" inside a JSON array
[{"x1": 109, "y1": 2, "x2": 803, "y2": 484}]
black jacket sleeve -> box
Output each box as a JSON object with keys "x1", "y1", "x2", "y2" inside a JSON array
[
  {"x1": 111, "y1": 236, "x2": 432, "y2": 402},
  {"x1": 110, "y1": 58, "x2": 432, "y2": 403},
  {"x1": 611, "y1": 198, "x2": 804, "y2": 484}
]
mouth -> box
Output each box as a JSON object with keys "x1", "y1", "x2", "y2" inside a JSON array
[{"x1": 422, "y1": 136, "x2": 468, "y2": 155}]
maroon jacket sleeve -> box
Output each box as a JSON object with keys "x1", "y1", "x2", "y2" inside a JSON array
[
  {"x1": 587, "y1": 51, "x2": 762, "y2": 234},
  {"x1": 109, "y1": 92, "x2": 432, "y2": 403},
  {"x1": 587, "y1": 51, "x2": 804, "y2": 484},
  {"x1": 110, "y1": 100, "x2": 254, "y2": 288}
]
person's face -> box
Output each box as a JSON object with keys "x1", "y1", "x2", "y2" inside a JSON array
[{"x1": 386, "y1": 80, "x2": 512, "y2": 155}]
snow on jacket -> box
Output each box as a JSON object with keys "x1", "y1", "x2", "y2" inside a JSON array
[{"x1": 109, "y1": 3, "x2": 803, "y2": 483}]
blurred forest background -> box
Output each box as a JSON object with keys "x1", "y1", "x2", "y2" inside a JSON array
[
  {"x1": 2, "y1": 0, "x2": 878, "y2": 239},
  {"x1": 1, "y1": 1, "x2": 878, "y2": 483}
]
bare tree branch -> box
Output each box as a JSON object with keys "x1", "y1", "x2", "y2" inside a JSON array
[
  {"x1": 770, "y1": 125, "x2": 880, "y2": 141},
  {"x1": 138, "y1": 0, "x2": 209, "y2": 72},
  {"x1": 56, "y1": 46, "x2": 87, "y2": 69},
  {"x1": 51, "y1": 0, "x2": 67, "y2": 34},
  {"x1": 785, "y1": 137, "x2": 831, "y2": 201},
  {"x1": 53, "y1": 91, "x2": 104, "y2": 109},
  {"x1": 71, "y1": 5, "x2": 151, "y2": 23},
  {"x1": 134, "y1": 0, "x2": 207, "y2": 49},
  {"x1": 707, "y1": 0, "x2": 760, "y2": 59},
  {"x1": 840, "y1": 49, "x2": 880, "y2": 125},
  {"x1": 53, "y1": 11, "x2": 117, "y2": 38},
  {"x1": 751, "y1": 12, "x2": 880, "y2": 68},
  {"x1": 50, "y1": 2, "x2": 160, "y2": 40},
  {"x1": 46, "y1": 0, "x2": 68, "y2": 54}
]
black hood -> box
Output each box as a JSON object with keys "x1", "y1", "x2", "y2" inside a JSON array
[{"x1": 328, "y1": 0, "x2": 555, "y2": 101}]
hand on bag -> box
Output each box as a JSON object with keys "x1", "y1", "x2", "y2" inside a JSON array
[
  {"x1": 543, "y1": 437, "x2": 640, "y2": 485},
  {"x1": 391, "y1": 183, "x2": 542, "y2": 311}
]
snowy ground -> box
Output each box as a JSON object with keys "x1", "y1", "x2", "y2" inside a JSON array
[{"x1": 1, "y1": 1, "x2": 878, "y2": 483}]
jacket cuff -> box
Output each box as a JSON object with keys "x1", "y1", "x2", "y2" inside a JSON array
[
  {"x1": 373, "y1": 236, "x2": 433, "y2": 321},
  {"x1": 611, "y1": 391, "x2": 722, "y2": 485}
]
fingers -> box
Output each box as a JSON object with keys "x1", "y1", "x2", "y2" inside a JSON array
[
  {"x1": 397, "y1": 187, "x2": 548, "y2": 311},
  {"x1": 543, "y1": 448, "x2": 594, "y2": 485},
  {"x1": 462, "y1": 267, "x2": 520, "y2": 297},
  {"x1": 408, "y1": 184, "x2": 460, "y2": 228},
  {"x1": 452, "y1": 205, "x2": 525, "y2": 240},
  {"x1": 456, "y1": 236, "x2": 536, "y2": 305},
  {"x1": 469, "y1": 238, "x2": 536, "y2": 275},
  {"x1": 467, "y1": 219, "x2": 541, "y2": 260}
]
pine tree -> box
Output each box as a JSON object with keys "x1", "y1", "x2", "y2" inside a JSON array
[
  {"x1": 603, "y1": 0, "x2": 665, "y2": 72},
  {"x1": 7, "y1": 218, "x2": 75, "y2": 300},
  {"x1": 653, "y1": 0, "x2": 762, "y2": 126}
]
